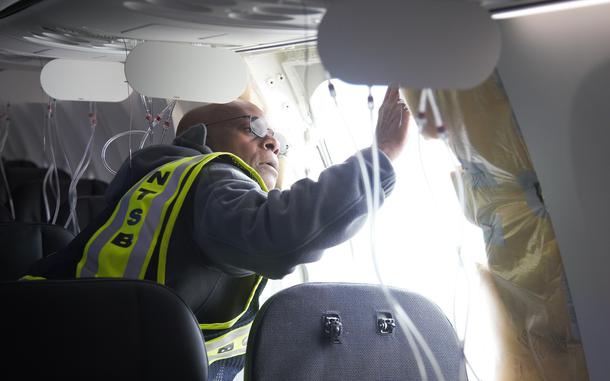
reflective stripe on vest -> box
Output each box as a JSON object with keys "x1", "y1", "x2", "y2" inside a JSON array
[
  {"x1": 77, "y1": 152, "x2": 268, "y2": 281},
  {"x1": 201, "y1": 275, "x2": 265, "y2": 365},
  {"x1": 206, "y1": 322, "x2": 253, "y2": 365},
  {"x1": 78, "y1": 155, "x2": 201, "y2": 279}
]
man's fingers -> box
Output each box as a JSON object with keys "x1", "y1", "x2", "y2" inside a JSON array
[
  {"x1": 383, "y1": 85, "x2": 399, "y2": 103},
  {"x1": 382, "y1": 88, "x2": 392, "y2": 103}
]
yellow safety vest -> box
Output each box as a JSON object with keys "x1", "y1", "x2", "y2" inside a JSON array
[{"x1": 77, "y1": 152, "x2": 268, "y2": 365}]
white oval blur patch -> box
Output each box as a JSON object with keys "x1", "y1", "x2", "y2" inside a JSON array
[
  {"x1": 125, "y1": 42, "x2": 248, "y2": 103},
  {"x1": 317, "y1": 0, "x2": 501, "y2": 89},
  {"x1": 41, "y1": 59, "x2": 131, "y2": 102}
]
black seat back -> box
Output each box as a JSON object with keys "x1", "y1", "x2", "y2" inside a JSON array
[
  {"x1": 4, "y1": 167, "x2": 71, "y2": 223},
  {"x1": 245, "y1": 282, "x2": 467, "y2": 381},
  {"x1": 0, "y1": 279, "x2": 208, "y2": 380},
  {"x1": 4, "y1": 159, "x2": 37, "y2": 169},
  {"x1": 58, "y1": 195, "x2": 108, "y2": 231},
  {"x1": 0, "y1": 222, "x2": 74, "y2": 280},
  {"x1": 76, "y1": 178, "x2": 109, "y2": 196}
]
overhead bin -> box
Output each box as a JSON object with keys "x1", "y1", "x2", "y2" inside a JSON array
[
  {"x1": 40, "y1": 59, "x2": 132, "y2": 102},
  {"x1": 124, "y1": 42, "x2": 249, "y2": 103}
]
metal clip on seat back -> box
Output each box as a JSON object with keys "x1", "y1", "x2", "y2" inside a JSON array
[
  {"x1": 322, "y1": 313, "x2": 342, "y2": 344},
  {"x1": 377, "y1": 312, "x2": 396, "y2": 334}
]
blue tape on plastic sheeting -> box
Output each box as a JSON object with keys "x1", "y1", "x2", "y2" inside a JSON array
[
  {"x1": 518, "y1": 171, "x2": 547, "y2": 218},
  {"x1": 481, "y1": 213, "x2": 506, "y2": 247},
  {"x1": 461, "y1": 159, "x2": 498, "y2": 189}
]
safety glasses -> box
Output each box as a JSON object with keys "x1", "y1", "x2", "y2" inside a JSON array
[{"x1": 206, "y1": 115, "x2": 289, "y2": 156}]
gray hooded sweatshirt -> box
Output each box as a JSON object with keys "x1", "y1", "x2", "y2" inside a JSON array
[{"x1": 27, "y1": 124, "x2": 396, "y2": 333}]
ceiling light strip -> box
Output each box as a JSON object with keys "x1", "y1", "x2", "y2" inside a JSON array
[
  {"x1": 235, "y1": 37, "x2": 318, "y2": 53},
  {"x1": 491, "y1": 0, "x2": 610, "y2": 19}
]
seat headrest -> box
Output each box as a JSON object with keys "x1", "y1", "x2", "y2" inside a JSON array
[
  {"x1": 0, "y1": 279, "x2": 208, "y2": 380},
  {"x1": 10, "y1": 178, "x2": 71, "y2": 223},
  {"x1": 3, "y1": 159, "x2": 37, "y2": 169},
  {"x1": 245, "y1": 282, "x2": 467, "y2": 381},
  {"x1": 76, "y1": 178, "x2": 109, "y2": 196},
  {"x1": 59, "y1": 195, "x2": 107, "y2": 232}
]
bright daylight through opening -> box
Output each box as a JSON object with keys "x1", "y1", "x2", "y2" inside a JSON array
[{"x1": 259, "y1": 79, "x2": 500, "y2": 381}]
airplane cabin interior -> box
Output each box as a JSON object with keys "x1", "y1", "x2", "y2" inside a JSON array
[{"x1": 0, "y1": 0, "x2": 608, "y2": 380}]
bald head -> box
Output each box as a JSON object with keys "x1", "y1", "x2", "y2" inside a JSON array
[{"x1": 176, "y1": 100, "x2": 262, "y2": 137}]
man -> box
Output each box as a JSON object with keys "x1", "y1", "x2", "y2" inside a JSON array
[{"x1": 25, "y1": 86, "x2": 409, "y2": 380}]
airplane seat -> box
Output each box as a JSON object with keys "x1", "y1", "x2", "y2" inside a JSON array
[
  {"x1": 0, "y1": 278, "x2": 208, "y2": 380},
  {"x1": 7, "y1": 166, "x2": 70, "y2": 191},
  {"x1": 0, "y1": 180, "x2": 9, "y2": 221},
  {"x1": 76, "y1": 178, "x2": 109, "y2": 196},
  {"x1": 61, "y1": 179, "x2": 109, "y2": 229},
  {"x1": 245, "y1": 282, "x2": 468, "y2": 381},
  {"x1": 4, "y1": 166, "x2": 71, "y2": 222},
  {"x1": 11, "y1": 177, "x2": 71, "y2": 223},
  {"x1": 3, "y1": 159, "x2": 38, "y2": 169},
  {"x1": 58, "y1": 195, "x2": 107, "y2": 231},
  {"x1": 0, "y1": 203, "x2": 11, "y2": 220},
  {"x1": 0, "y1": 221, "x2": 74, "y2": 281},
  {"x1": 0, "y1": 164, "x2": 52, "y2": 222}
]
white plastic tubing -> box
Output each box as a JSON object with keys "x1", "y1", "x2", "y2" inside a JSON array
[
  {"x1": 324, "y1": 81, "x2": 446, "y2": 381},
  {"x1": 102, "y1": 98, "x2": 176, "y2": 175},
  {"x1": 0, "y1": 104, "x2": 15, "y2": 220},
  {"x1": 64, "y1": 102, "x2": 97, "y2": 234}
]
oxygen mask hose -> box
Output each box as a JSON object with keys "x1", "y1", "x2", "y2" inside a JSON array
[
  {"x1": 450, "y1": 150, "x2": 480, "y2": 381},
  {"x1": 138, "y1": 99, "x2": 177, "y2": 149},
  {"x1": 0, "y1": 104, "x2": 15, "y2": 220},
  {"x1": 42, "y1": 102, "x2": 51, "y2": 222},
  {"x1": 370, "y1": 87, "x2": 446, "y2": 381},
  {"x1": 446, "y1": 139, "x2": 480, "y2": 381},
  {"x1": 418, "y1": 88, "x2": 478, "y2": 380},
  {"x1": 139, "y1": 113, "x2": 157, "y2": 149},
  {"x1": 327, "y1": 80, "x2": 373, "y2": 225},
  {"x1": 417, "y1": 89, "x2": 447, "y2": 141},
  {"x1": 327, "y1": 82, "x2": 445, "y2": 381},
  {"x1": 103, "y1": 99, "x2": 178, "y2": 175},
  {"x1": 52, "y1": 99, "x2": 73, "y2": 176},
  {"x1": 141, "y1": 94, "x2": 154, "y2": 146},
  {"x1": 426, "y1": 89, "x2": 447, "y2": 141},
  {"x1": 42, "y1": 101, "x2": 61, "y2": 224},
  {"x1": 159, "y1": 100, "x2": 177, "y2": 144},
  {"x1": 65, "y1": 103, "x2": 97, "y2": 233},
  {"x1": 102, "y1": 130, "x2": 147, "y2": 175}
]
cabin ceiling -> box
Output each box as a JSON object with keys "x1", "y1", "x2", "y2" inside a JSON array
[{"x1": 0, "y1": 0, "x2": 556, "y2": 69}]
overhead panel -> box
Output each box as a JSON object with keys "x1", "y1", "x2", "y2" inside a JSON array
[
  {"x1": 0, "y1": 0, "x2": 326, "y2": 63},
  {"x1": 41, "y1": 59, "x2": 132, "y2": 102},
  {"x1": 124, "y1": 42, "x2": 248, "y2": 103},
  {"x1": 317, "y1": 0, "x2": 501, "y2": 89}
]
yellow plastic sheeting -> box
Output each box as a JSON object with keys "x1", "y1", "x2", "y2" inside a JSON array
[{"x1": 403, "y1": 74, "x2": 588, "y2": 381}]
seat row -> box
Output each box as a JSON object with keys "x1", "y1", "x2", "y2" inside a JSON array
[
  {"x1": 0, "y1": 161, "x2": 467, "y2": 380},
  {"x1": 0, "y1": 199, "x2": 467, "y2": 379},
  {"x1": 0, "y1": 159, "x2": 108, "y2": 231},
  {"x1": 0, "y1": 279, "x2": 468, "y2": 380}
]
